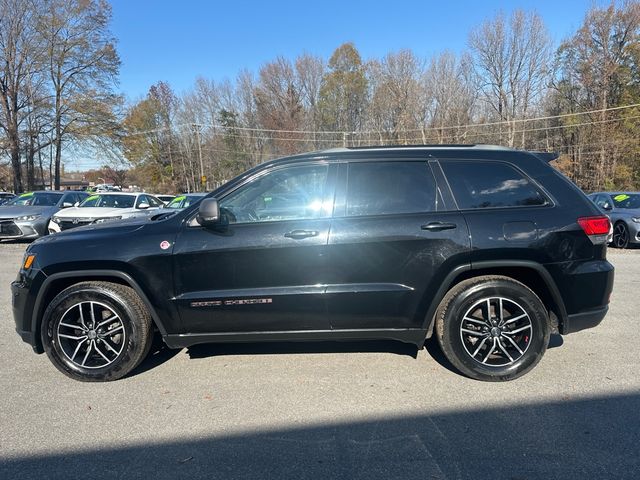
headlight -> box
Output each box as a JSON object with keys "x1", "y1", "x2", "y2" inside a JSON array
[
  {"x1": 93, "y1": 216, "x2": 122, "y2": 224},
  {"x1": 15, "y1": 214, "x2": 40, "y2": 222},
  {"x1": 632, "y1": 217, "x2": 640, "y2": 223}
]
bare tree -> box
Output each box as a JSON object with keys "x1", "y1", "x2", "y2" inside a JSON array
[
  {"x1": 38, "y1": 0, "x2": 120, "y2": 189},
  {"x1": 469, "y1": 10, "x2": 552, "y2": 147},
  {"x1": 421, "y1": 51, "x2": 478, "y2": 144},
  {"x1": 0, "y1": 0, "x2": 42, "y2": 192}
]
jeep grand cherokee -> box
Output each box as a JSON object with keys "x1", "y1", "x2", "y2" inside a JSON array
[{"x1": 12, "y1": 145, "x2": 614, "y2": 382}]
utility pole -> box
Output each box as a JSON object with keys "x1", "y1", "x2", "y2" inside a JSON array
[{"x1": 193, "y1": 123, "x2": 205, "y2": 191}]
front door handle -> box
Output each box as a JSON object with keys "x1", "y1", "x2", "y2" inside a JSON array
[
  {"x1": 284, "y1": 229, "x2": 319, "y2": 239},
  {"x1": 421, "y1": 222, "x2": 457, "y2": 232}
]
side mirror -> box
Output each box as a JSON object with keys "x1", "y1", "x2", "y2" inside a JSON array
[
  {"x1": 196, "y1": 198, "x2": 220, "y2": 227},
  {"x1": 602, "y1": 202, "x2": 612, "y2": 211},
  {"x1": 138, "y1": 202, "x2": 150, "y2": 210},
  {"x1": 62, "y1": 202, "x2": 74, "y2": 208}
]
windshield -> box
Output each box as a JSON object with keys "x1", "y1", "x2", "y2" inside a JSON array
[
  {"x1": 80, "y1": 194, "x2": 136, "y2": 208},
  {"x1": 6, "y1": 192, "x2": 62, "y2": 206},
  {"x1": 165, "y1": 195, "x2": 201, "y2": 209},
  {"x1": 611, "y1": 193, "x2": 640, "y2": 209}
]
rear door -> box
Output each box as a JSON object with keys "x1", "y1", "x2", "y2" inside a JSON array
[{"x1": 325, "y1": 157, "x2": 470, "y2": 331}]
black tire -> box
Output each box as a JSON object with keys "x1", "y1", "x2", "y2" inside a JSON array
[
  {"x1": 613, "y1": 222, "x2": 630, "y2": 249},
  {"x1": 435, "y1": 275, "x2": 550, "y2": 382},
  {"x1": 41, "y1": 281, "x2": 153, "y2": 382}
]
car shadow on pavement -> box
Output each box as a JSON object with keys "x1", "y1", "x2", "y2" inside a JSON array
[
  {"x1": 128, "y1": 334, "x2": 181, "y2": 378},
  {"x1": 3, "y1": 392, "x2": 639, "y2": 479},
  {"x1": 424, "y1": 333, "x2": 565, "y2": 376},
  {"x1": 187, "y1": 340, "x2": 420, "y2": 360}
]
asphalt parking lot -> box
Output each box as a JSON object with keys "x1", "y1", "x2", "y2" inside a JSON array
[{"x1": 1, "y1": 243, "x2": 639, "y2": 479}]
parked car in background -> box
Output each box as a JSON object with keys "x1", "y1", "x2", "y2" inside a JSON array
[
  {"x1": 588, "y1": 192, "x2": 640, "y2": 248},
  {"x1": 0, "y1": 192, "x2": 16, "y2": 205},
  {"x1": 164, "y1": 192, "x2": 206, "y2": 209},
  {"x1": 155, "y1": 194, "x2": 175, "y2": 205},
  {"x1": 49, "y1": 192, "x2": 164, "y2": 233},
  {"x1": 0, "y1": 190, "x2": 88, "y2": 240}
]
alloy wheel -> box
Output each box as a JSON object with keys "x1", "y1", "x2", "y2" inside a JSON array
[
  {"x1": 613, "y1": 223, "x2": 629, "y2": 248},
  {"x1": 56, "y1": 301, "x2": 126, "y2": 369},
  {"x1": 459, "y1": 297, "x2": 533, "y2": 367}
]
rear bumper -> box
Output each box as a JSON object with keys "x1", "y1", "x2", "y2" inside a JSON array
[{"x1": 564, "y1": 305, "x2": 609, "y2": 334}]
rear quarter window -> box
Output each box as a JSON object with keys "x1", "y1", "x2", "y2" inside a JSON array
[{"x1": 440, "y1": 160, "x2": 547, "y2": 209}]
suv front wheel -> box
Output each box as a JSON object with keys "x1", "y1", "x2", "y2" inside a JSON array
[
  {"x1": 41, "y1": 281, "x2": 153, "y2": 382},
  {"x1": 436, "y1": 276, "x2": 550, "y2": 381}
]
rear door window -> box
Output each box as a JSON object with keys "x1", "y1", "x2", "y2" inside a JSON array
[
  {"x1": 440, "y1": 160, "x2": 547, "y2": 209},
  {"x1": 345, "y1": 161, "x2": 437, "y2": 216}
]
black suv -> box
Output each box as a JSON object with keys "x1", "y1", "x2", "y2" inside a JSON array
[{"x1": 12, "y1": 146, "x2": 614, "y2": 382}]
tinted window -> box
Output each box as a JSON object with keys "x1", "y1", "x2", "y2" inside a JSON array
[
  {"x1": 59, "y1": 192, "x2": 79, "y2": 205},
  {"x1": 80, "y1": 194, "x2": 136, "y2": 208},
  {"x1": 441, "y1": 161, "x2": 547, "y2": 209},
  {"x1": 346, "y1": 162, "x2": 436, "y2": 216},
  {"x1": 8, "y1": 192, "x2": 62, "y2": 206},
  {"x1": 611, "y1": 193, "x2": 640, "y2": 209},
  {"x1": 146, "y1": 196, "x2": 163, "y2": 207},
  {"x1": 220, "y1": 164, "x2": 330, "y2": 223}
]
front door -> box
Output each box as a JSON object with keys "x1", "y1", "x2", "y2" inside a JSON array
[{"x1": 173, "y1": 162, "x2": 336, "y2": 334}]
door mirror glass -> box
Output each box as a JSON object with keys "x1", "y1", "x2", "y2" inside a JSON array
[{"x1": 197, "y1": 198, "x2": 220, "y2": 227}]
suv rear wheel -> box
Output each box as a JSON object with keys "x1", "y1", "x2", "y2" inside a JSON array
[
  {"x1": 41, "y1": 281, "x2": 153, "y2": 382},
  {"x1": 436, "y1": 276, "x2": 550, "y2": 381}
]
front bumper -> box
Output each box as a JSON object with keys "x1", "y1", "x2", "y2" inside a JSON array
[
  {"x1": 629, "y1": 221, "x2": 640, "y2": 244},
  {"x1": 12, "y1": 268, "x2": 46, "y2": 353},
  {"x1": 0, "y1": 219, "x2": 45, "y2": 239}
]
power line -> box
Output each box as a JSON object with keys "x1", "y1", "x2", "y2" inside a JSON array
[{"x1": 121, "y1": 102, "x2": 640, "y2": 138}]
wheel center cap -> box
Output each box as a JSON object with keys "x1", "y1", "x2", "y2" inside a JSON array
[
  {"x1": 490, "y1": 327, "x2": 501, "y2": 337},
  {"x1": 88, "y1": 330, "x2": 97, "y2": 340}
]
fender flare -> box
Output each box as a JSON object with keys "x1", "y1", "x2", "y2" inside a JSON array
[
  {"x1": 422, "y1": 260, "x2": 568, "y2": 338},
  {"x1": 32, "y1": 270, "x2": 168, "y2": 338}
]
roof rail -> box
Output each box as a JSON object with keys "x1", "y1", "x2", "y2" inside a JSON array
[{"x1": 321, "y1": 144, "x2": 515, "y2": 153}]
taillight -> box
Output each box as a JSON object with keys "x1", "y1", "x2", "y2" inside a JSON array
[
  {"x1": 577, "y1": 216, "x2": 610, "y2": 235},
  {"x1": 577, "y1": 216, "x2": 611, "y2": 244}
]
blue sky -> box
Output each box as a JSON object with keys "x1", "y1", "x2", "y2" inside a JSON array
[{"x1": 110, "y1": 0, "x2": 596, "y2": 100}]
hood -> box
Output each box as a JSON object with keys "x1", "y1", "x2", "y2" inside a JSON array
[
  {"x1": 34, "y1": 216, "x2": 148, "y2": 246},
  {"x1": 0, "y1": 205, "x2": 57, "y2": 219},
  {"x1": 53, "y1": 206, "x2": 137, "y2": 220}
]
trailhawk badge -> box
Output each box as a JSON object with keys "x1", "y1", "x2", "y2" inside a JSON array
[{"x1": 159, "y1": 240, "x2": 171, "y2": 250}]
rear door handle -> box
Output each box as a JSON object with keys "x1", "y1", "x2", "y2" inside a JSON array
[
  {"x1": 421, "y1": 222, "x2": 457, "y2": 232},
  {"x1": 284, "y1": 229, "x2": 319, "y2": 239}
]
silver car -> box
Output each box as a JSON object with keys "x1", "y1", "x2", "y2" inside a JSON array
[
  {"x1": 0, "y1": 190, "x2": 88, "y2": 240},
  {"x1": 589, "y1": 192, "x2": 640, "y2": 248}
]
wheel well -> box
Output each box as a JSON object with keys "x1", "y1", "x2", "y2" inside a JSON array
[
  {"x1": 426, "y1": 266, "x2": 563, "y2": 338},
  {"x1": 33, "y1": 275, "x2": 145, "y2": 353}
]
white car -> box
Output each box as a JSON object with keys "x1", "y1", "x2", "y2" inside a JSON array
[{"x1": 49, "y1": 192, "x2": 163, "y2": 233}]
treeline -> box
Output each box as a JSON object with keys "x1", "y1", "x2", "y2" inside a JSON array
[
  {"x1": 123, "y1": 2, "x2": 640, "y2": 194},
  {"x1": 2, "y1": 2, "x2": 640, "y2": 194},
  {"x1": 0, "y1": 0, "x2": 120, "y2": 193}
]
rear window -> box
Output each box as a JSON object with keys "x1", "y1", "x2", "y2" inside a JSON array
[
  {"x1": 441, "y1": 161, "x2": 547, "y2": 209},
  {"x1": 346, "y1": 161, "x2": 436, "y2": 216}
]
